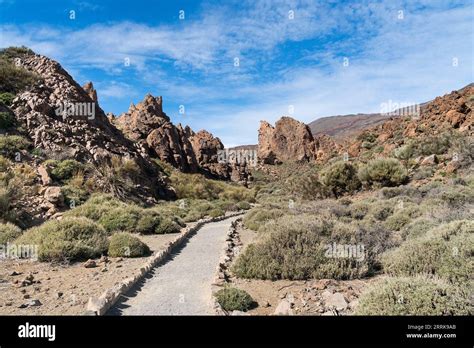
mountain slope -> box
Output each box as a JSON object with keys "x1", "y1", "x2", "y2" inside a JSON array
[{"x1": 309, "y1": 83, "x2": 474, "y2": 141}]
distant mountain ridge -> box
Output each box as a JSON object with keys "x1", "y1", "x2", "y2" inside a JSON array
[{"x1": 309, "y1": 83, "x2": 474, "y2": 141}]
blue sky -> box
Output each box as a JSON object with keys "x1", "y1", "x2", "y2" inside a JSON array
[{"x1": 1, "y1": 0, "x2": 473, "y2": 146}]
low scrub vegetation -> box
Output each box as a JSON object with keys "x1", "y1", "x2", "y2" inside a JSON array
[
  {"x1": 320, "y1": 161, "x2": 361, "y2": 197},
  {"x1": 358, "y1": 158, "x2": 407, "y2": 187},
  {"x1": 242, "y1": 206, "x2": 286, "y2": 232},
  {"x1": 0, "y1": 111, "x2": 15, "y2": 128},
  {"x1": 382, "y1": 220, "x2": 473, "y2": 283},
  {"x1": 16, "y1": 217, "x2": 108, "y2": 262},
  {"x1": 0, "y1": 47, "x2": 41, "y2": 95},
  {"x1": 233, "y1": 215, "x2": 377, "y2": 280},
  {"x1": 0, "y1": 222, "x2": 22, "y2": 244},
  {"x1": 108, "y1": 232, "x2": 150, "y2": 257},
  {"x1": 215, "y1": 287, "x2": 255, "y2": 312},
  {"x1": 44, "y1": 159, "x2": 84, "y2": 183},
  {"x1": 169, "y1": 167, "x2": 255, "y2": 203},
  {"x1": 356, "y1": 276, "x2": 471, "y2": 315},
  {"x1": 0, "y1": 135, "x2": 30, "y2": 158}
]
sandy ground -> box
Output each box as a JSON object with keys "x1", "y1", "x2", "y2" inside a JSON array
[
  {"x1": 0, "y1": 233, "x2": 180, "y2": 315},
  {"x1": 109, "y1": 216, "x2": 240, "y2": 315}
]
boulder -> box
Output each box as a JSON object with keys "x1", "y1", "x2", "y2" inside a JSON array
[
  {"x1": 273, "y1": 299, "x2": 293, "y2": 315},
  {"x1": 37, "y1": 165, "x2": 51, "y2": 186},
  {"x1": 323, "y1": 292, "x2": 348, "y2": 311},
  {"x1": 43, "y1": 186, "x2": 63, "y2": 206},
  {"x1": 421, "y1": 154, "x2": 438, "y2": 166},
  {"x1": 83, "y1": 81, "x2": 98, "y2": 103},
  {"x1": 83, "y1": 259, "x2": 97, "y2": 268}
]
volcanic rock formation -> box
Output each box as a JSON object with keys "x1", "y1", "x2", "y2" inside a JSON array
[
  {"x1": 9, "y1": 52, "x2": 171, "y2": 202},
  {"x1": 115, "y1": 94, "x2": 251, "y2": 184}
]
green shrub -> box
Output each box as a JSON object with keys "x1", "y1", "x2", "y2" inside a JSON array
[
  {"x1": 358, "y1": 158, "x2": 407, "y2": 187},
  {"x1": 400, "y1": 217, "x2": 437, "y2": 240},
  {"x1": 208, "y1": 208, "x2": 225, "y2": 218},
  {"x1": 0, "y1": 111, "x2": 15, "y2": 128},
  {"x1": 215, "y1": 287, "x2": 255, "y2": 312},
  {"x1": 171, "y1": 170, "x2": 254, "y2": 203},
  {"x1": 108, "y1": 232, "x2": 150, "y2": 258},
  {"x1": 0, "y1": 92, "x2": 15, "y2": 106},
  {"x1": 417, "y1": 134, "x2": 451, "y2": 156},
  {"x1": 382, "y1": 220, "x2": 473, "y2": 283},
  {"x1": 356, "y1": 276, "x2": 471, "y2": 315},
  {"x1": 380, "y1": 186, "x2": 419, "y2": 199},
  {"x1": 412, "y1": 167, "x2": 435, "y2": 180},
  {"x1": 136, "y1": 210, "x2": 162, "y2": 235},
  {"x1": 64, "y1": 194, "x2": 130, "y2": 221},
  {"x1": 237, "y1": 201, "x2": 251, "y2": 210},
  {"x1": 320, "y1": 161, "x2": 361, "y2": 197},
  {"x1": 438, "y1": 186, "x2": 474, "y2": 207},
  {"x1": 155, "y1": 218, "x2": 180, "y2": 234},
  {"x1": 98, "y1": 205, "x2": 142, "y2": 234},
  {"x1": 349, "y1": 202, "x2": 369, "y2": 220},
  {"x1": 49, "y1": 159, "x2": 84, "y2": 182},
  {"x1": 0, "y1": 135, "x2": 30, "y2": 158},
  {"x1": 0, "y1": 47, "x2": 41, "y2": 94},
  {"x1": 369, "y1": 202, "x2": 394, "y2": 221},
  {"x1": 0, "y1": 46, "x2": 34, "y2": 60},
  {"x1": 212, "y1": 200, "x2": 235, "y2": 212},
  {"x1": 16, "y1": 217, "x2": 108, "y2": 262},
  {"x1": 357, "y1": 131, "x2": 377, "y2": 143},
  {"x1": 0, "y1": 222, "x2": 22, "y2": 244},
  {"x1": 0, "y1": 187, "x2": 10, "y2": 217},
  {"x1": 285, "y1": 168, "x2": 327, "y2": 199},
  {"x1": 233, "y1": 215, "x2": 371, "y2": 280},
  {"x1": 61, "y1": 185, "x2": 89, "y2": 207},
  {"x1": 393, "y1": 143, "x2": 415, "y2": 166},
  {"x1": 243, "y1": 207, "x2": 283, "y2": 231},
  {"x1": 0, "y1": 154, "x2": 10, "y2": 171},
  {"x1": 384, "y1": 206, "x2": 420, "y2": 231},
  {"x1": 183, "y1": 209, "x2": 205, "y2": 222}
]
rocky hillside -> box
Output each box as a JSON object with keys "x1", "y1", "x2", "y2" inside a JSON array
[
  {"x1": 308, "y1": 83, "x2": 474, "y2": 141},
  {"x1": 258, "y1": 85, "x2": 473, "y2": 165},
  {"x1": 5, "y1": 50, "x2": 172, "y2": 201},
  {"x1": 0, "y1": 47, "x2": 250, "y2": 227},
  {"x1": 346, "y1": 85, "x2": 473, "y2": 159},
  {"x1": 309, "y1": 113, "x2": 391, "y2": 141}
]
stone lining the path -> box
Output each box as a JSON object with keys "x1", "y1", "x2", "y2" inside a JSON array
[
  {"x1": 84, "y1": 211, "x2": 245, "y2": 316},
  {"x1": 211, "y1": 218, "x2": 243, "y2": 315}
]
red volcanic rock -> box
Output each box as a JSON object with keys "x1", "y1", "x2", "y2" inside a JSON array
[
  {"x1": 82, "y1": 81, "x2": 98, "y2": 103},
  {"x1": 117, "y1": 94, "x2": 250, "y2": 183},
  {"x1": 258, "y1": 117, "x2": 316, "y2": 164}
]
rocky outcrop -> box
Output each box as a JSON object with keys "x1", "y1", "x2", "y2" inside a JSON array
[
  {"x1": 258, "y1": 86, "x2": 473, "y2": 166},
  {"x1": 82, "y1": 82, "x2": 98, "y2": 103},
  {"x1": 116, "y1": 94, "x2": 250, "y2": 184},
  {"x1": 314, "y1": 134, "x2": 343, "y2": 162},
  {"x1": 9, "y1": 53, "x2": 171, "y2": 202},
  {"x1": 347, "y1": 85, "x2": 474, "y2": 156},
  {"x1": 258, "y1": 117, "x2": 317, "y2": 164}
]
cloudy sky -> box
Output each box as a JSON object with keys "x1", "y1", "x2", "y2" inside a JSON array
[{"x1": 1, "y1": 0, "x2": 472, "y2": 146}]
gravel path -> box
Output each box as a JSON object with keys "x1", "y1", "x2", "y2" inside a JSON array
[{"x1": 108, "y1": 216, "x2": 239, "y2": 315}]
